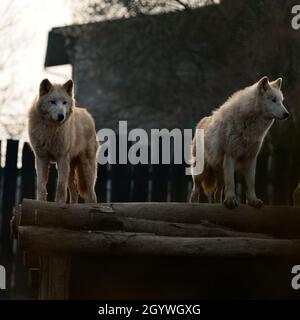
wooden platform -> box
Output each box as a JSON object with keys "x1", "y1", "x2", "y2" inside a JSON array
[{"x1": 11, "y1": 200, "x2": 300, "y2": 299}]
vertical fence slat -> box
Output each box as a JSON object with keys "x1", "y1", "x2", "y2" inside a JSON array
[
  {"x1": 21, "y1": 143, "x2": 36, "y2": 200},
  {"x1": 95, "y1": 164, "x2": 108, "y2": 202},
  {"x1": 13, "y1": 143, "x2": 37, "y2": 299},
  {"x1": 151, "y1": 164, "x2": 170, "y2": 201},
  {"x1": 1, "y1": 140, "x2": 19, "y2": 244},
  {"x1": 256, "y1": 151, "x2": 270, "y2": 204},
  {"x1": 0, "y1": 140, "x2": 19, "y2": 299},
  {"x1": 272, "y1": 147, "x2": 290, "y2": 205},
  {"x1": 131, "y1": 164, "x2": 149, "y2": 201},
  {"x1": 110, "y1": 164, "x2": 132, "y2": 202},
  {"x1": 170, "y1": 164, "x2": 189, "y2": 202},
  {"x1": 110, "y1": 138, "x2": 132, "y2": 202}
]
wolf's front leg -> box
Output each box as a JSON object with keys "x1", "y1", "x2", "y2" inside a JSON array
[
  {"x1": 223, "y1": 155, "x2": 238, "y2": 209},
  {"x1": 243, "y1": 158, "x2": 263, "y2": 208},
  {"x1": 56, "y1": 156, "x2": 70, "y2": 203},
  {"x1": 35, "y1": 157, "x2": 49, "y2": 201}
]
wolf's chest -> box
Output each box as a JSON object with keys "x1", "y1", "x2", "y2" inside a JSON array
[
  {"x1": 230, "y1": 118, "x2": 273, "y2": 158},
  {"x1": 240, "y1": 118, "x2": 273, "y2": 143},
  {"x1": 34, "y1": 133, "x2": 65, "y2": 160}
]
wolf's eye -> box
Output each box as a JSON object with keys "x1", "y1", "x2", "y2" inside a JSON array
[
  {"x1": 272, "y1": 98, "x2": 277, "y2": 103},
  {"x1": 63, "y1": 101, "x2": 67, "y2": 105},
  {"x1": 50, "y1": 100, "x2": 56, "y2": 104}
]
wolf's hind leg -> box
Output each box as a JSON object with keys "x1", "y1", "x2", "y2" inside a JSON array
[
  {"x1": 190, "y1": 185, "x2": 200, "y2": 203},
  {"x1": 190, "y1": 176, "x2": 202, "y2": 203},
  {"x1": 85, "y1": 159, "x2": 97, "y2": 203},
  {"x1": 77, "y1": 155, "x2": 97, "y2": 203},
  {"x1": 214, "y1": 184, "x2": 223, "y2": 203},
  {"x1": 68, "y1": 164, "x2": 78, "y2": 203},
  {"x1": 213, "y1": 174, "x2": 224, "y2": 203},
  {"x1": 87, "y1": 190, "x2": 97, "y2": 203}
]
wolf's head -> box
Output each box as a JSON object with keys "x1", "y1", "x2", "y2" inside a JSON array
[
  {"x1": 37, "y1": 79, "x2": 74, "y2": 124},
  {"x1": 257, "y1": 76, "x2": 290, "y2": 120}
]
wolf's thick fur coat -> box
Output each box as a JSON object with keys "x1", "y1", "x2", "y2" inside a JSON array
[
  {"x1": 191, "y1": 76, "x2": 289, "y2": 209},
  {"x1": 28, "y1": 79, "x2": 98, "y2": 203}
]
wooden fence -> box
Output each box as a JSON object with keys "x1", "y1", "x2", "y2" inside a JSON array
[{"x1": 0, "y1": 138, "x2": 299, "y2": 298}]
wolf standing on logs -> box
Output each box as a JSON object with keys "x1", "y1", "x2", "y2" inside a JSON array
[
  {"x1": 28, "y1": 79, "x2": 99, "y2": 203},
  {"x1": 190, "y1": 76, "x2": 290, "y2": 209}
]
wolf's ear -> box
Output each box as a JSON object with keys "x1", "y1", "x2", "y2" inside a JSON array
[
  {"x1": 63, "y1": 80, "x2": 74, "y2": 97},
  {"x1": 258, "y1": 76, "x2": 269, "y2": 93},
  {"x1": 271, "y1": 77, "x2": 282, "y2": 89},
  {"x1": 39, "y1": 79, "x2": 53, "y2": 96}
]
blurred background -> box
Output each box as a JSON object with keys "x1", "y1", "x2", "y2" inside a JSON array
[
  {"x1": 0, "y1": 0, "x2": 71, "y2": 142},
  {"x1": 0, "y1": 0, "x2": 300, "y2": 299}
]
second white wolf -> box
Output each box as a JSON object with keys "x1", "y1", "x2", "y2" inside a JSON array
[{"x1": 191, "y1": 76, "x2": 290, "y2": 209}]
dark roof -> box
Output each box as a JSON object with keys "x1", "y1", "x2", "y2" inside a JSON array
[
  {"x1": 45, "y1": 27, "x2": 70, "y2": 67},
  {"x1": 44, "y1": 4, "x2": 217, "y2": 68}
]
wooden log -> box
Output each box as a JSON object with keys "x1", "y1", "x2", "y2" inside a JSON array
[
  {"x1": 18, "y1": 226, "x2": 300, "y2": 257},
  {"x1": 39, "y1": 254, "x2": 70, "y2": 300},
  {"x1": 13, "y1": 200, "x2": 272, "y2": 239},
  {"x1": 23, "y1": 251, "x2": 41, "y2": 269},
  {"x1": 28, "y1": 269, "x2": 40, "y2": 289},
  {"x1": 18, "y1": 199, "x2": 300, "y2": 238}
]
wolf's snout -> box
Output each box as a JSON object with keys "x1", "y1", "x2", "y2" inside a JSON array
[
  {"x1": 57, "y1": 114, "x2": 65, "y2": 122},
  {"x1": 281, "y1": 111, "x2": 290, "y2": 120}
]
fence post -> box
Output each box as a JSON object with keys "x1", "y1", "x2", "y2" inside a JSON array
[
  {"x1": 21, "y1": 143, "x2": 36, "y2": 200},
  {"x1": 0, "y1": 140, "x2": 19, "y2": 298}
]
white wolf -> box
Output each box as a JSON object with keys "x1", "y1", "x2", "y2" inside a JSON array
[
  {"x1": 190, "y1": 76, "x2": 289, "y2": 209},
  {"x1": 28, "y1": 79, "x2": 99, "y2": 203}
]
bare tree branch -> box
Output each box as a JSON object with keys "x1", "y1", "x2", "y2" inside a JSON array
[
  {"x1": 0, "y1": 0, "x2": 31, "y2": 139},
  {"x1": 70, "y1": 0, "x2": 216, "y2": 22},
  {"x1": 173, "y1": 0, "x2": 191, "y2": 10}
]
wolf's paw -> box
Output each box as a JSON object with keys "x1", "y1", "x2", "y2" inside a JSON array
[
  {"x1": 223, "y1": 197, "x2": 238, "y2": 209},
  {"x1": 55, "y1": 197, "x2": 66, "y2": 204},
  {"x1": 248, "y1": 198, "x2": 263, "y2": 208}
]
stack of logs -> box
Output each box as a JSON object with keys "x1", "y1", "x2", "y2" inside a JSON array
[{"x1": 11, "y1": 199, "x2": 300, "y2": 299}]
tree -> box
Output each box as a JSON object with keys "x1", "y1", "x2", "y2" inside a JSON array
[
  {"x1": 0, "y1": 0, "x2": 31, "y2": 140},
  {"x1": 71, "y1": 0, "x2": 219, "y2": 23}
]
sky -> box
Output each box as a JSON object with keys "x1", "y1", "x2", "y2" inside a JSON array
[
  {"x1": 0, "y1": 0, "x2": 72, "y2": 140},
  {"x1": 20, "y1": 0, "x2": 72, "y2": 83}
]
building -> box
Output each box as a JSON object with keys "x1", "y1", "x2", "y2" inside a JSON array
[{"x1": 45, "y1": 0, "x2": 300, "y2": 134}]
